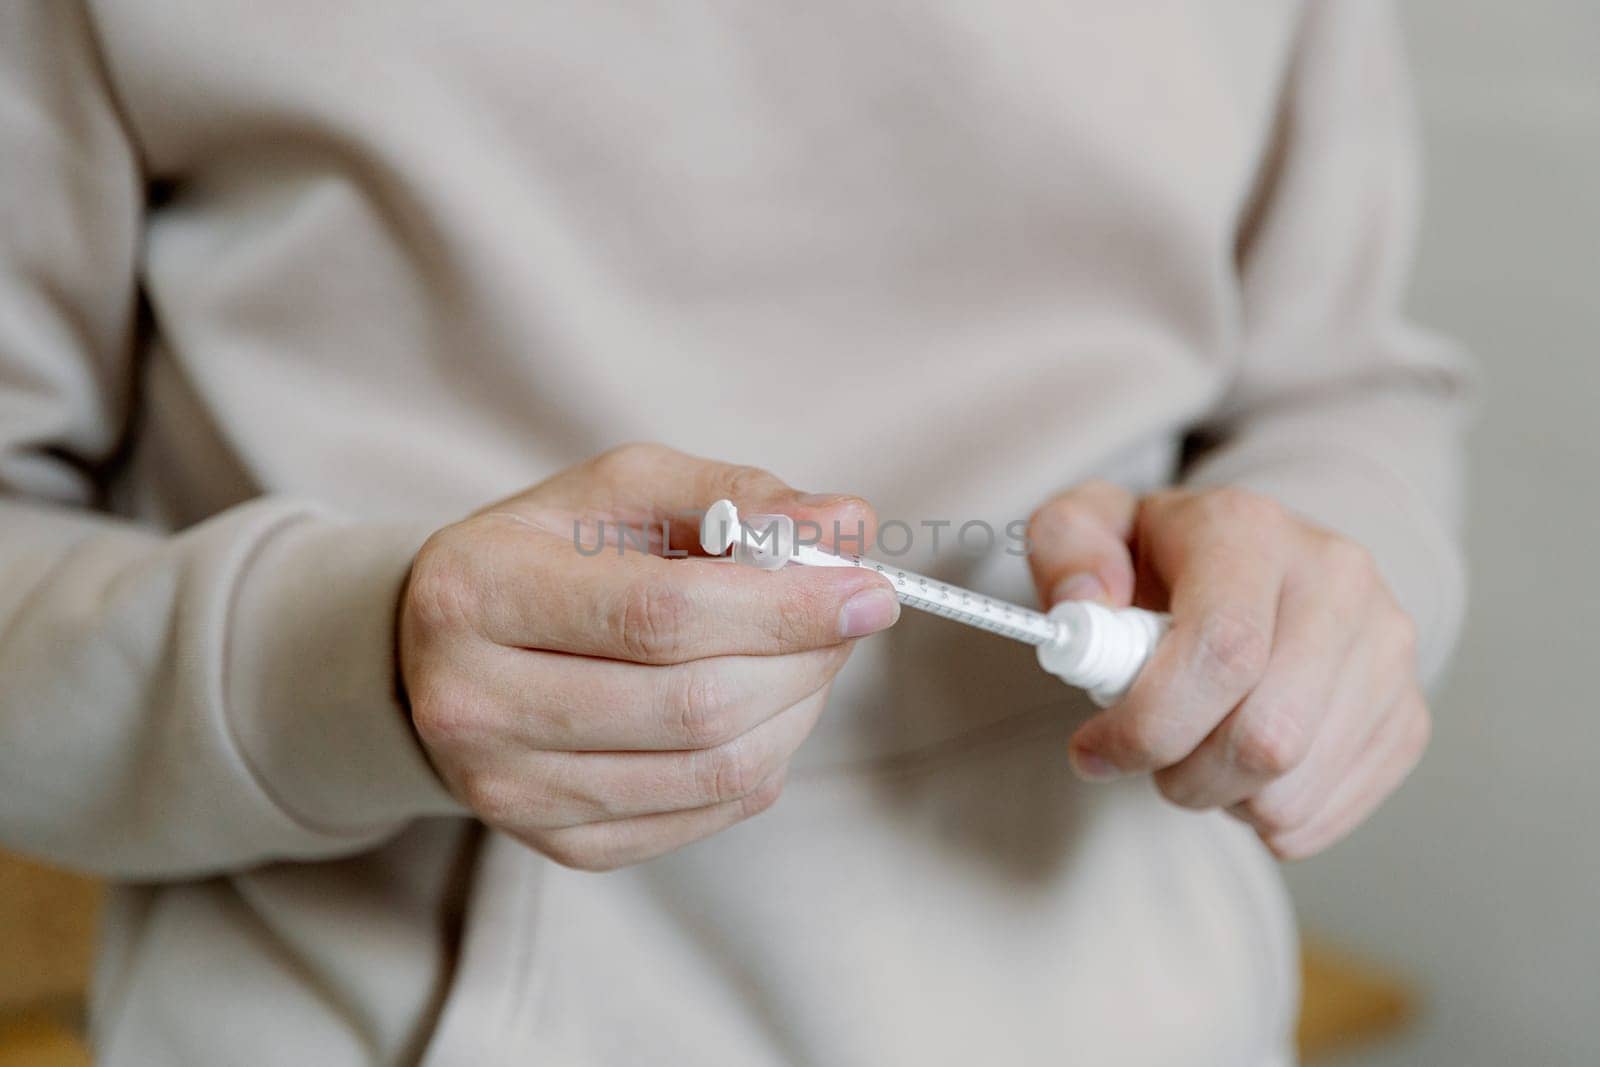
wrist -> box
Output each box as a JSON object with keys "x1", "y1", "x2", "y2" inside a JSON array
[{"x1": 226, "y1": 514, "x2": 465, "y2": 836}]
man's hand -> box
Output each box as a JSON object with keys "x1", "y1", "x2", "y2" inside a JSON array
[
  {"x1": 399, "y1": 443, "x2": 897, "y2": 871},
  {"x1": 1027, "y1": 481, "x2": 1429, "y2": 859}
]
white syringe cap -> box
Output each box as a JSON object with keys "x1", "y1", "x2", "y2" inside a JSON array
[
  {"x1": 1037, "y1": 600, "x2": 1170, "y2": 707},
  {"x1": 699, "y1": 498, "x2": 795, "y2": 571},
  {"x1": 700, "y1": 499, "x2": 741, "y2": 555}
]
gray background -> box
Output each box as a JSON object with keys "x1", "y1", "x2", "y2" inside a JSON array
[{"x1": 1293, "y1": 2, "x2": 1600, "y2": 1063}]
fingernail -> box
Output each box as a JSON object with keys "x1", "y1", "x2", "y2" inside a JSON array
[
  {"x1": 839, "y1": 588, "x2": 900, "y2": 638},
  {"x1": 799, "y1": 492, "x2": 853, "y2": 506},
  {"x1": 1069, "y1": 746, "x2": 1120, "y2": 782},
  {"x1": 1051, "y1": 573, "x2": 1108, "y2": 606}
]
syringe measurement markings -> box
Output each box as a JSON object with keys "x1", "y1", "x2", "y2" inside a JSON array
[
  {"x1": 910, "y1": 599, "x2": 1037, "y2": 641},
  {"x1": 804, "y1": 550, "x2": 1056, "y2": 645},
  {"x1": 708, "y1": 503, "x2": 1164, "y2": 702}
]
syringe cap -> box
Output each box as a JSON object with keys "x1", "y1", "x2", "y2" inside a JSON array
[{"x1": 700, "y1": 499, "x2": 741, "y2": 555}]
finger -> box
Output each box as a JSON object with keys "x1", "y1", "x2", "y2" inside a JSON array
[
  {"x1": 1151, "y1": 574, "x2": 1366, "y2": 810},
  {"x1": 1026, "y1": 480, "x2": 1139, "y2": 608},
  {"x1": 513, "y1": 686, "x2": 826, "y2": 826},
  {"x1": 528, "y1": 769, "x2": 788, "y2": 872},
  {"x1": 1068, "y1": 491, "x2": 1290, "y2": 778},
  {"x1": 1257, "y1": 689, "x2": 1430, "y2": 860},
  {"x1": 1228, "y1": 623, "x2": 1413, "y2": 838},
  {"x1": 486, "y1": 643, "x2": 851, "y2": 751},
  {"x1": 500, "y1": 442, "x2": 879, "y2": 557},
  {"x1": 432, "y1": 516, "x2": 898, "y2": 661}
]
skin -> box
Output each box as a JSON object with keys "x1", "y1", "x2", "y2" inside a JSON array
[
  {"x1": 1025, "y1": 480, "x2": 1430, "y2": 860},
  {"x1": 402, "y1": 445, "x2": 1425, "y2": 869},
  {"x1": 398, "y1": 443, "x2": 897, "y2": 872}
]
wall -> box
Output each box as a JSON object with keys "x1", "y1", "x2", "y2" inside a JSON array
[{"x1": 1288, "y1": 3, "x2": 1600, "y2": 1063}]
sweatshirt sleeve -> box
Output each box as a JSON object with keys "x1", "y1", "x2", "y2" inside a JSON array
[
  {"x1": 1181, "y1": 0, "x2": 1475, "y2": 685},
  {"x1": 0, "y1": 2, "x2": 461, "y2": 880}
]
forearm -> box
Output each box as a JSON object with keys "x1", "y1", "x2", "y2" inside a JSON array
[{"x1": 0, "y1": 496, "x2": 460, "y2": 879}]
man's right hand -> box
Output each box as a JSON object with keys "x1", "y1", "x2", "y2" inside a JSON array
[{"x1": 398, "y1": 443, "x2": 897, "y2": 871}]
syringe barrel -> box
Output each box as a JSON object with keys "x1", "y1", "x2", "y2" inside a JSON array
[
  {"x1": 790, "y1": 544, "x2": 1058, "y2": 644},
  {"x1": 698, "y1": 498, "x2": 1169, "y2": 702},
  {"x1": 1037, "y1": 601, "x2": 1171, "y2": 707}
]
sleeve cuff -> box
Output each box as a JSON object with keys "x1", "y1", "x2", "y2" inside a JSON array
[{"x1": 225, "y1": 515, "x2": 466, "y2": 840}]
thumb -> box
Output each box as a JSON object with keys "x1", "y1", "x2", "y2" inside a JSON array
[{"x1": 1025, "y1": 480, "x2": 1138, "y2": 608}]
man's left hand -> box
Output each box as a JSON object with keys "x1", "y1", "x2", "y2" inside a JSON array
[{"x1": 1026, "y1": 481, "x2": 1430, "y2": 860}]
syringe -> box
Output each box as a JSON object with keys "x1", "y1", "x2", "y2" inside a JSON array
[{"x1": 700, "y1": 500, "x2": 1169, "y2": 706}]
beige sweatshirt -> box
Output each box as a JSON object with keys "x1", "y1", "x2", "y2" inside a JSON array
[{"x1": 0, "y1": 2, "x2": 1468, "y2": 1064}]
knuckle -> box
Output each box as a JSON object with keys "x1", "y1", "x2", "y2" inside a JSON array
[
  {"x1": 1028, "y1": 484, "x2": 1123, "y2": 542},
  {"x1": 1152, "y1": 769, "x2": 1207, "y2": 811},
  {"x1": 409, "y1": 684, "x2": 481, "y2": 749},
  {"x1": 698, "y1": 737, "x2": 761, "y2": 806},
  {"x1": 1202, "y1": 486, "x2": 1283, "y2": 529},
  {"x1": 538, "y1": 830, "x2": 620, "y2": 873},
  {"x1": 405, "y1": 534, "x2": 481, "y2": 633},
  {"x1": 738, "y1": 773, "x2": 786, "y2": 818},
  {"x1": 1111, "y1": 712, "x2": 1189, "y2": 767},
  {"x1": 712, "y1": 463, "x2": 787, "y2": 508},
  {"x1": 460, "y1": 773, "x2": 519, "y2": 825},
  {"x1": 1319, "y1": 535, "x2": 1377, "y2": 584},
  {"x1": 1267, "y1": 834, "x2": 1320, "y2": 862},
  {"x1": 836, "y1": 496, "x2": 879, "y2": 536},
  {"x1": 593, "y1": 441, "x2": 669, "y2": 479},
  {"x1": 1028, "y1": 496, "x2": 1088, "y2": 537},
  {"x1": 616, "y1": 581, "x2": 692, "y2": 662},
  {"x1": 1193, "y1": 609, "x2": 1272, "y2": 689},
  {"x1": 1244, "y1": 790, "x2": 1315, "y2": 837},
  {"x1": 671, "y1": 664, "x2": 740, "y2": 748},
  {"x1": 1229, "y1": 711, "x2": 1310, "y2": 776}
]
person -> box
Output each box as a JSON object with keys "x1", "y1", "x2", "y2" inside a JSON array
[{"x1": 0, "y1": 2, "x2": 1469, "y2": 1064}]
